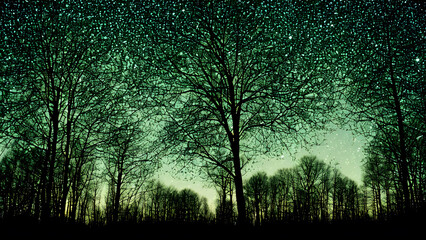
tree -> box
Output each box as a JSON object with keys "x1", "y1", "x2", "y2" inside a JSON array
[
  {"x1": 1, "y1": 0, "x2": 165, "y2": 222},
  {"x1": 242, "y1": 156, "x2": 360, "y2": 225},
  {"x1": 245, "y1": 172, "x2": 269, "y2": 226},
  {"x1": 340, "y1": 0, "x2": 425, "y2": 215},
  {"x1": 293, "y1": 156, "x2": 330, "y2": 222},
  {"x1": 205, "y1": 156, "x2": 235, "y2": 224},
  {"x1": 144, "y1": 181, "x2": 209, "y2": 223},
  {"x1": 143, "y1": 0, "x2": 338, "y2": 225},
  {"x1": 176, "y1": 188, "x2": 201, "y2": 222},
  {"x1": 145, "y1": 181, "x2": 170, "y2": 222},
  {"x1": 199, "y1": 197, "x2": 214, "y2": 223},
  {"x1": 102, "y1": 112, "x2": 159, "y2": 223},
  {"x1": 331, "y1": 167, "x2": 360, "y2": 222},
  {"x1": 0, "y1": 0, "x2": 121, "y2": 220},
  {"x1": 0, "y1": 143, "x2": 43, "y2": 218},
  {"x1": 268, "y1": 169, "x2": 293, "y2": 222}
]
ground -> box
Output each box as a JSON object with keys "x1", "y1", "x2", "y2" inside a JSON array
[{"x1": 1, "y1": 218, "x2": 423, "y2": 240}]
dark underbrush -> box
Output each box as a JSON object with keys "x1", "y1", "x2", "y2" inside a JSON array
[{"x1": 1, "y1": 217, "x2": 423, "y2": 240}]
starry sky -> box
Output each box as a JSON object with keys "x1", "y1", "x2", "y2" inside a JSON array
[{"x1": 158, "y1": 128, "x2": 368, "y2": 208}]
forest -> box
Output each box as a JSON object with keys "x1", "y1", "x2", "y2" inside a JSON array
[{"x1": 0, "y1": 0, "x2": 424, "y2": 238}]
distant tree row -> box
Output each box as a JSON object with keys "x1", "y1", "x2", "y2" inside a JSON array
[
  {"x1": 0, "y1": 152, "x2": 363, "y2": 226},
  {"x1": 242, "y1": 151, "x2": 425, "y2": 226},
  {"x1": 239, "y1": 156, "x2": 362, "y2": 225},
  {"x1": 102, "y1": 181, "x2": 214, "y2": 225},
  {"x1": 141, "y1": 181, "x2": 213, "y2": 224},
  {"x1": 0, "y1": 146, "x2": 213, "y2": 224}
]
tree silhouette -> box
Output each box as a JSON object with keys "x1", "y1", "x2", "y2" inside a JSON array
[
  {"x1": 1, "y1": 1, "x2": 117, "y2": 220},
  {"x1": 245, "y1": 172, "x2": 269, "y2": 226},
  {"x1": 268, "y1": 169, "x2": 293, "y2": 223},
  {"x1": 143, "y1": 0, "x2": 338, "y2": 225},
  {"x1": 0, "y1": 143, "x2": 43, "y2": 218},
  {"x1": 1, "y1": 0, "x2": 423, "y2": 230},
  {"x1": 204, "y1": 156, "x2": 236, "y2": 224},
  {"x1": 292, "y1": 156, "x2": 332, "y2": 222},
  {"x1": 102, "y1": 114, "x2": 159, "y2": 223},
  {"x1": 240, "y1": 156, "x2": 362, "y2": 225},
  {"x1": 143, "y1": 181, "x2": 211, "y2": 223},
  {"x1": 0, "y1": 0, "x2": 158, "y2": 222},
  {"x1": 340, "y1": 0, "x2": 425, "y2": 215}
]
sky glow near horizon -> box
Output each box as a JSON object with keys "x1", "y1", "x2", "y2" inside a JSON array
[{"x1": 157, "y1": 128, "x2": 367, "y2": 208}]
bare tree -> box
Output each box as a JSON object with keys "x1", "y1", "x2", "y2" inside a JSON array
[
  {"x1": 0, "y1": 0, "x2": 121, "y2": 220},
  {"x1": 205, "y1": 157, "x2": 235, "y2": 224},
  {"x1": 143, "y1": 0, "x2": 338, "y2": 224},
  {"x1": 144, "y1": 181, "x2": 209, "y2": 223},
  {"x1": 269, "y1": 169, "x2": 293, "y2": 222},
  {"x1": 102, "y1": 112, "x2": 159, "y2": 223},
  {"x1": 293, "y1": 156, "x2": 329, "y2": 222},
  {"x1": 245, "y1": 172, "x2": 269, "y2": 226},
  {"x1": 339, "y1": 0, "x2": 425, "y2": 215},
  {"x1": 0, "y1": 143, "x2": 43, "y2": 218},
  {"x1": 0, "y1": 0, "x2": 158, "y2": 222}
]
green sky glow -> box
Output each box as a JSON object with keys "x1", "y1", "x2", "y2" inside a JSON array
[{"x1": 158, "y1": 128, "x2": 367, "y2": 208}]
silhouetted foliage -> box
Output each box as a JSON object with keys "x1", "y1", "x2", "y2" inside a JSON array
[
  {"x1": 0, "y1": 0, "x2": 160, "y2": 223},
  {"x1": 243, "y1": 156, "x2": 364, "y2": 225},
  {"x1": 142, "y1": 181, "x2": 213, "y2": 224},
  {"x1": 140, "y1": 0, "x2": 339, "y2": 225},
  {"x1": 339, "y1": 0, "x2": 425, "y2": 216}
]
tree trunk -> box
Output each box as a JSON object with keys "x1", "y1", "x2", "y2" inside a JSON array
[
  {"x1": 389, "y1": 54, "x2": 411, "y2": 215},
  {"x1": 220, "y1": 180, "x2": 226, "y2": 222},
  {"x1": 228, "y1": 72, "x2": 247, "y2": 225},
  {"x1": 40, "y1": 134, "x2": 50, "y2": 221},
  {"x1": 43, "y1": 84, "x2": 60, "y2": 221},
  {"x1": 49, "y1": 90, "x2": 60, "y2": 218},
  {"x1": 113, "y1": 153, "x2": 125, "y2": 223},
  {"x1": 60, "y1": 99, "x2": 73, "y2": 220},
  {"x1": 254, "y1": 195, "x2": 260, "y2": 226},
  {"x1": 233, "y1": 151, "x2": 247, "y2": 225},
  {"x1": 113, "y1": 174, "x2": 122, "y2": 223}
]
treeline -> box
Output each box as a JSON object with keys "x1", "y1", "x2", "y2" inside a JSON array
[
  {"x1": 0, "y1": 152, "x2": 363, "y2": 225},
  {"x1": 243, "y1": 152, "x2": 426, "y2": 226},
  {"x1": 0, "y1": 141, "x2": 424, "y2": 226},
  {"x1": 242, "y1": 156, "x2": 362, "y2": 225},
  {"x1": 0, "y1": 144, "x2": 213, "y2": 224},
  {"x1": 103, "y1": 181, "x2": 214, "y2": 224},
  {"x1": 362, "y1": 131, "x2": 425, "y2": 220}
]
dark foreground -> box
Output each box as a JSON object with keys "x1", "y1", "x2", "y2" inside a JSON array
[{"x1": 1, "y1": 218, "x2": 423, "y2": 240}]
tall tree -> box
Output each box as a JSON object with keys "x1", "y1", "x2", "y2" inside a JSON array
[
  {"x1": 0, "y1": 0, "x2": 144, "y2": 221},
  {"x1": 293, "y1": 156, "x2": 329, "y2": 222},
  {"x1": 245, "y1": 172, "x2": 269, "y2": 226},
  {"x1": 102, "y1": 112, "x2": 159, "y2": 223},
  {"x1": 143, "y1": 0, "x2": 338, "y2": 224},
  {"x1": 340, "y1": 0, "x2": 425, "y2": 215}
]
